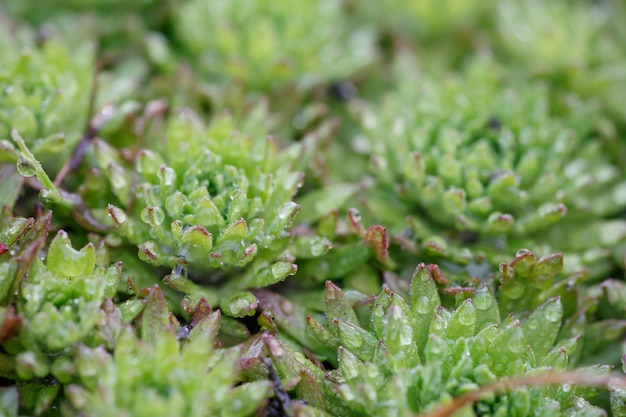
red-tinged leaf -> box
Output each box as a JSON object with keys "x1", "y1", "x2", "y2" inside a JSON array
[
  {"x1": 296, "y1": 368, "x2": 327, "y2": 411},
  {"x1": 324, "y1": 281, "x2": 358, "y2": 324},
  {"x1": 509, "y1": 249, "x2": 536, "y2": 277},
  {"x1": 21, "y1": 211, "x2": 51, "y2": 246},
  {"x1": 0, "y1": 306, "x2": 22, "y2": 342},
  {"x1": 532, "y1": 253, "x2": 564, "y2": 283},
  {"x1": 189, "y1": 297, "x2": 213, "y2": 330},
  {"x1": 392, "y1": 233, "x2": 417, "y2": 254},
  {"x1": 258, "y1": 310, "x2": 278, "y2": 332},
  {"x1": 364, "y1": 225, "x2": 389, "y2": 263},
  {"x1": 0, "y1": 210, "x2": 34, "y2": 247},
  {"x1": 138, "y1": 241, "x2": 159, "y2": 263},
  {"x1": 423, "y1": 237, "x2": 447, "y2": 256},
  {"x1": 1, "y1": 212, "x2": 50, "y2": 305},
  {"x1": 255, "y1": 289, "x2": 297, "y2": 320},
  {"x1": 239, "y1": 333, "x2": 268, "y2": 380},
  {"x1": 140, "y1": 285, "x2": 178, "y2": 342},
  {"x1": 217, "y1": 218, "x2": 248, "y2": 243},
  {"x1": 306, "y1": 314, "x2": 340, "y2": 350},
  {"x1": 127, "y1": 276, "x2": 139, "y2": 296},
  {"x1": 426, "y1": 264, "x2": 449, "y2": 285},
  {"x1": 189, "y1": 310, "x2": 221, "y2": 342},
  {"x1": 499, "y1": 262, "x2": 515, "y2": 283},
  {"x1": 107, "y1": 204, "x2": 127, "y2": 225},
  {"x1": 99, "y1": 299, "x2": 124, "y2": 349},
  {"x1": 0, "y1": 243, "x2": 8, "y2": 255}
]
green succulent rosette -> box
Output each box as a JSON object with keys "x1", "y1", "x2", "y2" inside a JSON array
[
  {"x1": 351, "y1": 56, "x2": 626, "y2": 279},
  {"x1": 83, "y1": 108, "x2": 305, "y2": 317},
  {"x1": 0, "y1": 21, "x2": 93, "y2": 174},
  {"x1": 173, "y1": 0, "x2": 376, "y2": 92},
  {"x1": 259, "y1": 256, "x2": 621, "y2": 416}
]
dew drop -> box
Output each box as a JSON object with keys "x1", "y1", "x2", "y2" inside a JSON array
[
  {"x1": 572, "y1": 396, "x2": 586, "y2": 410},
  {"x1": 515, "y1": 248, "x2": 531, "y2": 257},
  {"x1": 280, "y1": 299, "x2": 294, "y2": 315},
  {"x1": 457, "y1": 302, "x2": 475, "y2": 326},
  {"x1": 17, "y1": 156, "x2": 37, "y2": 177},
  {"x1": 277, "y1": 202, "x2": 297, "y2": 220},
  {"x1": 526, "y1": 317, "x2": 538, "y2": 330},
  {"x1": 415, "y1": 296, "x2": 431, "y2": 314},
  {"x1": 544, "y1": 300, "x2": 562, "y2": 323},
  {"x1": 176, "y1": 326, "x2": 190, "y2": 340},
  {"x1": 473, "y1": 290, "x2": 494, "y2": 310},
  {"x1": 272, "y1": 261, "x2": 295, "y2": 279}
]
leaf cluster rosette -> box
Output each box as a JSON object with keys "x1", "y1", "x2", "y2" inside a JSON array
[
  {"x1": 0, "y1": 21, "x2": 93, "y2": 174},
  {"x1": 172, "y1": 0, "x2": 376, "y2": 93},
  {"x1": 62, "y1": 287, "x2": 273, "y2": 417},
  {"x1": 352, "y1": 0, "x2": 626, "y2": 130},
  {"x1": 0, "y1": 210, "x2": 275, "y2": 416},
  {"x1": 259, "y1": 258, "x2": 620, "y2": 416},
  {"x1": 352, "y1": 57, "x2": 626, "y2": 279},
  {"x1": 80, "y1": 107, "x2": 305, "y2": 316},
  {"x1": 495, "y1": 0, "x2": 626, "y2": 127},
  {"x1": 0, "y1": 211, "x2": 129, "y2": 415}
]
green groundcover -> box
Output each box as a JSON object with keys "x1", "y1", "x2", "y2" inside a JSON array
[{"x1": 0, "y1": 0, "x2": 626, "y2": 415}]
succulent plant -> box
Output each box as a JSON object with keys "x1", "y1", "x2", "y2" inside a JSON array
[
  {"x1": 70, "y1": 106, "x2": 306, "y2": 317},
  {"x1": 350, "y1": 56, "x2": 626, "y2": 279},
  {"x1": 0, "y1": 209, "x2": 130, "y2": 415},
  {"x1": 494, "y1": 0, "x2": 626, "y2": 128},
  {"x1": 172, "y1": 0, "x2": 376, "y2": 93},
  {"x1": 0, "y1": 20, "x2": 94, "y2": 174},
  {"x1": 63, "y1": 288, "x2": 273, "y2": 417},
  {"x1": 2, "y1": 1, "x2": 626, "y2": 416},
  {"x1": 262, "y1": 260, "x2": 619, "y2": 416}
]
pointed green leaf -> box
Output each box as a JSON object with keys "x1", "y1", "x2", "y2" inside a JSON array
[
  {"x1": 334, "y1": 319, "x2": 378, "y2": 362},
  {"x1": 141, "y1": 285, "x2": 176, "y2": 342},
  {"x1": 523, "y1": 297, "x2": 562, "y2": 358},
  {"x1": 324, "y1": 281, "x2": 358, "y2": 325},
  {"x1": 447, "y1": 299, "x2": 476, "y2": 340},
  {"x1": 409, "y1": 263, "x2": 440, "y2": 358}
]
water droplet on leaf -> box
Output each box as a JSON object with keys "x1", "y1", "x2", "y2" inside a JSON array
[
  {"x1": 544, "y1": 301, "x2": 561, "y2": 323},
  {"x1": 415, "y1": 296, "x2": 431, "y2": 314},
  {"x1": 17, "y1": 156, "x2": 37, "y2": 177}
]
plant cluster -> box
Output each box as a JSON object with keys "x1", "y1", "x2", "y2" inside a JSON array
[
  {"x1": 0, "y1": 0, "x2": 625, "y2": 416},
  {"x1": 352, "y1": 57, "x2": 626, "y2": 280}
]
